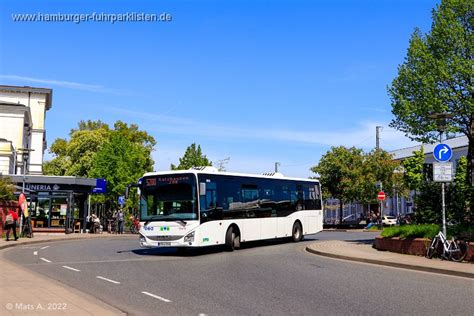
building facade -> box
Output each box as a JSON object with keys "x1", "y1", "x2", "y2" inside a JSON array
[
  {"x1": 0, "y1": 85, "x2": 97, "y2": 233},
  {"x1": 0, "y1": 85, "x2": 52, "y2": 175}
]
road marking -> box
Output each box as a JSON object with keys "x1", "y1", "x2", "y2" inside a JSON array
[
  {"x1": 96, "y1": 276, "x2": 120, "y2": 284},
  {"x1": 33, "y1": 251, "x2": 38, "y2": 256},
  {"x1": 40, "y1": 258, "x2": 51, "y2": 263},
  {"x1": 141, "y1": 291, "x2": 172, "y2": 303},
  {"x1": 40, "y1": 246, "x2": 50, "y2": 250},
  {"x1": 62, "y1": 265, "x2": 81, "y2": 272}
]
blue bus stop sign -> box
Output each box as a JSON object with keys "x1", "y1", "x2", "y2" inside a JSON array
[
  {"x1": 92, "y1": 178, "x2": 107, "y2": 194},
  {"x1": 433, "y1": 143, "x2": 452, "y2": 162},
  {"x1": 118, "y1": 196, "x2": 125, "y2": 206}
]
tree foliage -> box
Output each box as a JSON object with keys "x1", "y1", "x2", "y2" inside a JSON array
[
  {"x1": 388, "y1": 0, "x2": 473, "y2": 184},
  {"x1": 311, "y1": 147, "x2": 406, "y2": 221},
  {"x1": 0, "y1": 176, "x2": 15, "y2": 201},
  {"x1": 312, "y1": 147, "x2": 404, "y2": 203},
  {"x1": 43, "y1": 120, "x2": 109, "y2": 177},
  {"x1": 402, "y1": 148, "x2": 425, "y2": 192},
  {"x1": 89, "y1": 125, "x2": 155, "y2": 205},
  {"x1": 311, "y1": 146, "x2": 363, "y2": 202},
  {"x1": 171, "y1": 143, "x2": 212, "y2": 170},
  {"x1": 449, "y1": 156, "x2": 471, "y2": 222},
  {"x1": 43, "y1": 120, "x2": 156, "y2": 208}
]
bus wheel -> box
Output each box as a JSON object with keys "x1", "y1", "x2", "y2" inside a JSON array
[
  {"x1": 292, "y1": 221, "x2": 303, "y2": 242},
  {"x1": 225, "y1": 226, "x2": 240, "y2": 251}
]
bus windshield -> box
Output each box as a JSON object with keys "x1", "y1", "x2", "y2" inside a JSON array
[{"x1": 140, "y1": 174, "x2": 198, "y2": 222}]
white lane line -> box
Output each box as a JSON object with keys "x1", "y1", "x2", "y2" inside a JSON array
[
  {"x1": 62, "y1": 266, "x2": 81, "y2": 272},
  {"x1": 40, "y1": 246, "x2": 50, "y2": 250},
  {"x1": 141, "y1": 291, "x2": 172, "y2": 303},
  {"x1": 40, "y1": 258, "x2": 51, "y2": 263},
  {"x1": 96, "y1": 276, "x2": 120, "y2": 284},
  {"x1": 33, "y1": 251, "x2": 38, "y2": 256}
]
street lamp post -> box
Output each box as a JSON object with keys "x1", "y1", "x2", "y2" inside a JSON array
[{"x1": 17, "y1": 148, "x2": 34, "y2": 236}]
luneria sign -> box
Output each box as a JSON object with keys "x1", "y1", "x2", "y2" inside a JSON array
[{"x1": 25, "y1": 184, "x2": 61, "y2": 191}]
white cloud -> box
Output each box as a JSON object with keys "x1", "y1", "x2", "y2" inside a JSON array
[
  {"x1": 111, "y1": 107, "x2": 418, "y2": 151},
  {"x1": 121, "y1": 107, "x2": 419, "y2": 178},
  {"x1": 0, "y1": 74, "x2": 127, "y2": 94}
]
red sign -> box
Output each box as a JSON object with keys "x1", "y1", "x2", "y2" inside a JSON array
[{"x1": 377, "y1": 191, "x2": 385, "y2": 201}]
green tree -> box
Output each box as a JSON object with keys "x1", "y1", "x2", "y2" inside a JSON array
[
  {"x1": 171, "y1": 143, "x2": 212, "y2": 170},
  {"x1": 414, "y1": 181, "x2": 442, "y2": 224},
  {"x1": 359, "y1": 149, "x2": 405, "y2": 205},
  {"x1": 43, "y1": 120, "x2": 156, "y2": 212},
  {"x1": 402, "y1": 148, "x2": 425, "y2": 194},
  {"x1": 388, "y1": 0, "x2": 473, "y2": 186},
  {"x1": 43, "y1": 120, "x2": 110, "y2": 177},
  {"x1": 90, "y1": 124, "x2": 155, "y2": 209},
  {"x1": 0, "y1": 176, "x2": 15, "y2": 201},
  {"x1": 311, "y1": 146, "x2": 364, "y2": 223},
  {"x1": 312, "y1": 147, "x2": 406, "y2": 222},
  {"x1": 448, "y1": 156, "x2": 470, "y2": 222}
]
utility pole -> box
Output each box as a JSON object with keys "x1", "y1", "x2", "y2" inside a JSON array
[
  {"x1": 376, "y1": 126, "x2": 383, "y2": 150},
  {"x1": 375, "y1": 126, "x2": 383, "y2": 227}
]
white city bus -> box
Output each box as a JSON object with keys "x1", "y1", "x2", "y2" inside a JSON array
[{"x1": 138, "y1": 167, "x2": 323, "y2": 251}]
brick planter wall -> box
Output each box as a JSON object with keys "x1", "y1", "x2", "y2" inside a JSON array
[{"x1": 374, "y1": 236, "x2": 474, "y2": 262}]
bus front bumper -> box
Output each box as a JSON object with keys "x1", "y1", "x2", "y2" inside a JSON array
[{"x1": 139, "y1": 233, "x2": 196, "y2": 248}]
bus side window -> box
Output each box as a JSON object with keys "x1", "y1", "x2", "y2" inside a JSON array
[{"x1": 242, "y1": 185, "x2": 258, "y2": 203}]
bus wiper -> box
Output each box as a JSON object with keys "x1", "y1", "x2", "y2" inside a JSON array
[
  {"x1": 175, "y1": 219, "x2": 187, "y2": 226},
  {"x1": 144, "y1": 216, "x2": 187, "y2": 226},
  {"x1": 144, "y1": 215, "x2": 162, "y2": 226}
]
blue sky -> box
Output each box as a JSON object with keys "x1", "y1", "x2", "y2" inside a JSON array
[{"x1": 0, "y1": 0, "x2": 438, "y2": 178}]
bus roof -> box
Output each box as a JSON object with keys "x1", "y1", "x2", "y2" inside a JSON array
[{"x1": 142, "y1": 167, "x2": 319, "y2": 183}]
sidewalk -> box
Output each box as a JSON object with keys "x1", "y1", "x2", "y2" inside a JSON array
[
  {"x1": 306, "y1": 239, "x2": 474, "y2": 278},
  {"x1": 0, "y1": 233, "x2": 129, "y2": 315}
]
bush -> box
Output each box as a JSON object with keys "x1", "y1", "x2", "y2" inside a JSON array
[
  {"x1": 381, "y1": 224, "x2": 439, "y2": 239},
  {"x1": 447, "y1": 224, "x2": 474, "y2": 242}
]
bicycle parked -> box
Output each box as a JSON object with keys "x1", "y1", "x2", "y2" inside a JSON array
[{"x1": 426, "y1": 231, "x2": 468, "y2": 262}]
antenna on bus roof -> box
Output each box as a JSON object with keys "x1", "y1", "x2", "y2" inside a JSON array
[
  {"x1": 190, "y1": 166, "x2": 219, "y2": 172},
  {"x1": 262, "y1": 172, "x2": 284, "y2": 177}
]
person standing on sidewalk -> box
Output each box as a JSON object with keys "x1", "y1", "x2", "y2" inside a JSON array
[
  {"x1": 116, "y1": 209, "x2": 124, "y2": 234},
  {"x1": 4, "y1": 208, "x2": 19, "y2": 241}
]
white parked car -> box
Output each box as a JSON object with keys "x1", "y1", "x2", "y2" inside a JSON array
[{"x1": 382, "y1": 216, "x2": 397, "y2": 226}]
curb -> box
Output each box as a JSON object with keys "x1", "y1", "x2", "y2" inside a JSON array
[
  {"x1": 305, "y1": 246, "x2": 474, "y2": 279},
  {"x1": 0, "y1": 234, "x2": 135, "y2": 251}
]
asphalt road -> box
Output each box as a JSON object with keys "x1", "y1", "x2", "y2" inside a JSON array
[{"x1": 4, "y1": 232, "x2": 473, "y2": 315}]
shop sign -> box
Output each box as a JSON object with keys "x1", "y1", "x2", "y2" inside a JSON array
[{"x1": 25, "y1": 184, "x2": 62, "y2": 191}]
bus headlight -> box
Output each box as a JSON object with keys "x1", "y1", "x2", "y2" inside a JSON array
[{"x1": 184, "y1": 231, "x2": 195, "y2": 243}]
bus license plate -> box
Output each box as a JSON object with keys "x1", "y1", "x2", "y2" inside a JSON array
[{"x1": 158, "y1": 242, "x2": 171, "y2": 247}]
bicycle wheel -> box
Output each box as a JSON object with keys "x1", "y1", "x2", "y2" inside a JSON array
[
  {"x1": 449, "y1": 239, "x2": 468, "y2": 262},
  {"x1": 426, "y1": 238, "x2": 438, "y2": 259}
]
